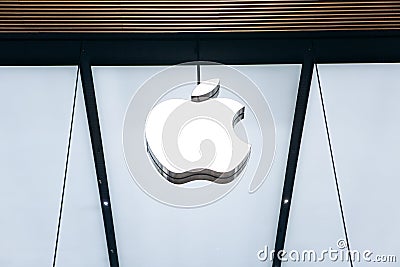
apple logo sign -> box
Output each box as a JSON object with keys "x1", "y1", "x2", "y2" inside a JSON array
[
  {"x1": 144, "y1": 78, "x2": 251, "y2": 184},
  {"x1": 123, "y1": 62, "x2": 275, "y2": 207}
]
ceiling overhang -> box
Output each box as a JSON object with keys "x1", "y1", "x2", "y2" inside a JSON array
[{"x1": 1, "y1": 1, "x2": 400, "y2": 33}]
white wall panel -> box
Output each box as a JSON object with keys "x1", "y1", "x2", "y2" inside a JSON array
[
  {"x1": 0, "y1": 67, "x2": 76, "y2": 267},
  {"x1": 316, "y1": 64, "x2": 400, "y2": 266},
  {"x1": 93, "y1": 65, "x2": 300, "y2": 266},
  {"x1": 285, "y1": 64, "x2": 400, "y2": 266},
  {"x1": 56, "y1": 79, "x2": 109, "y2": 267}
]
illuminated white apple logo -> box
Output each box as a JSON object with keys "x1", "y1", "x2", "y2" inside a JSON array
[{"x1": 145, "y1": 78, "x2": 251, "y2": 184}]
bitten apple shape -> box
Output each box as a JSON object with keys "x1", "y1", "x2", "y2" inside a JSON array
[{"x1": 145, "y1": 78, "x2": 251, "y2": 184}]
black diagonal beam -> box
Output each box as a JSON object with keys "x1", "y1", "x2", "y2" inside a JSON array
[
  {"x1": 272, "y1": 48, "x2": 314, "y2": 267},
  {"x1": 80, "y1": 50, "x2": 120, "y2": 267}
]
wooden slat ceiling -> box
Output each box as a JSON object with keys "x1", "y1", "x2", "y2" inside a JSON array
[{"x1": 1, "y1": 0, "x2": 400, "y2": 33}]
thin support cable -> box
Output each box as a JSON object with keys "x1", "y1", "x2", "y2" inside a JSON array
[
  {"x1": 51, "y1": 64, "x2": 81, "y2": 267},
  {"x1": 196, "y1": 39, "x2": 201, "y2": 84},
  {"x1": 197, "y1": 63, "x2": 201, "y2": 85},
  {"x1": 315, "y1": 64, "x2": 354, "y2": 267}
]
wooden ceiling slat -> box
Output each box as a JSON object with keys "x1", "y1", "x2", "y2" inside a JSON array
[
  {"x1": 1, "y1": 17, "x2": 400, "y2": 22},
  {"x1": 0, "y1": 0, "x2": 399, "y2": 33}
]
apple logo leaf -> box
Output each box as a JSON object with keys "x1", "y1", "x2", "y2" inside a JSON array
[{"x1": 191, "y1": 78, "x2": 220, "y2": 102}]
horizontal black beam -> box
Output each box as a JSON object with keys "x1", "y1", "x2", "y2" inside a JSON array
[
  {"x1": 0, "y1": 32, "x2": 400, "y2": 65},
  {"x1": 1, "y1": 30, "x2": 400, "y2": 41}
]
